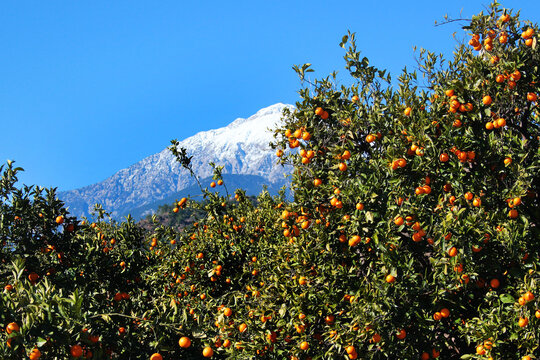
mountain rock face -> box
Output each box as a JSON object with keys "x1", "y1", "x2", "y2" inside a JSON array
[{"x1": 59, "y1": 103, "x2": 293, "y2": 219}]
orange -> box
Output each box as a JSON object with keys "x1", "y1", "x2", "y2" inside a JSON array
[
  {"x1": 6, "y1": 322, "x2": 19, "y2": 334},
  {"x1": 523, "y1": 291, "x2": 534, "y2": 302},
  {"x1": 440, "y1": 308, "x2": 450, "y2": 318},
  {"x1": 315, "y1": 107, "x2": 324, "y2": 116},
  {"x1": 518, "y1": 317, "x2": 528, "y2": 327},
  {"x1": 70, "y1": 345, "x2": 83, "y2": 358},
  {"x1": 421, "y1": 352, "x2": 430, "y2": 360},
  {"x1": 238, "y1": 323, "x2": 247, "y2": 333},
  {"x1": 210, "y1": 181, "x2": 216, "y2": 188},
  {"x1": 445, "y1": 89, "x2": 455, "y2": 97},
  {"x1": 386, "y1": 274, "x2": 396, "y2": 283},
  {"x1": 346, "y1": 345, "x2": 356, "y2": 354},
  {"x1": 372, "y1": 333, "x2": 381, "y2": 343},
  {"x1": 394, "y1": 216, "x2": 404, "y2": 226},
  {"x1": 396, "y1": 329, "x2": 406, "y2": 339},
  {"x1": 55, "y1": 215, "x2": 64, "y2": 224},
  {"x1": 476, "y1": 345, "x2": 486, "y2": 355},
  {"x1": 527, "y1": 92, "x2": 537, "y2": 102},
  {"x1": 202, "y1": 346, "x2": 214, "y2": 358},
  {"x1": 508, "y1": 209, "x2": 518, "y2": 218},
  {"x1": 499, "y1": 13, "x2": 510, "y2": 22},
  {"x1": 29, "y1": 348, "x2": 41, "y2": 360},
  {"x1": 448, "y1": 247, "x2": 458, "y2": 257},
  {"x1": 338, "y1": 162, "x2": 348, "y2": 172},
  {"x1": 439, "y1": 153, "x2": 449, "y2": 162},
  {"x1": 223, "y1": 307, "x2": 232, "y2": 316},
  {"x1": 404, "y1": 107, "x2": 412, "y2": 116},
  {"x1": 482, "y1": 95, "x2": 492, "y2": 105},
  {"x1": 342, "y1": 150, "x2": 351, "y2": 160},
  {"x1": 490, "y1": 278, "x2": 500, "y2": 288},
  {"x1": 299, "y1": 341, "x2": 309, "y2": 350}
]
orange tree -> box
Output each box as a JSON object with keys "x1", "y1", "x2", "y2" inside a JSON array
[{"x1": 1, "y1": 2, "x2": 540, "y2": 359}]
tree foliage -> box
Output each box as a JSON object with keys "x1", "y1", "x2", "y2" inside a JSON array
[{"x1": 1, "y1": 3, "x2": 540, "y2": 359}]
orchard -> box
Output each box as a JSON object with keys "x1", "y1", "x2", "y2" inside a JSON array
[{"x1": 1, "y1": 2, "x2": 539, "y2": 359}]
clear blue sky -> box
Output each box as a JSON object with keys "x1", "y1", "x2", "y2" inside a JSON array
[{"x1": 1, "y1": 1, "x2": 539, "y2": 191}]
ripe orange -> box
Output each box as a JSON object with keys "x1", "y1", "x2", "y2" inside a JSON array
[
  {"x1": 404, "y1": 107, "x2": 412, "y2": 116},
  {"x1": 523, "y1": 291, "x2": 534, "y2": 302},
  {"x1": 440, "y1": 308, "x2": 450, "y2": 318},
  {"x1": 396, "y1": 329, "x2": 406, "y2": 339},
  {"x1": 55, "y1": 215, "x2": 64, "y2": 224},
  {"x1": 490, "y1": 278, "x2": 500, "y2": 288},
  {"x1": 448, "y1": 247, "x2": 458, "y2": 257},
  {"x1": 476, "y1": 345, "x2": 486, "y2": 355},
  {"x1": 527, "y1": 92, "x2": 537, "y2": 102},
  {"x1": 315, "y1": 107, "x2": 324, "y2": 116},
  {"x1": 345, "y1": 345, "x2": 356, "y2": 354},
  {"x1": 223, "y1": 307, "x2": 232, "y2": 316},
  {"x1": 338, "y1": 162, "x2": 348, "y2": 172},
  {"x1": 499, "y1": 13, "x2": 510, "y2": 22},
  {"x1": 299, "y1": 341, "x2": 309, "y2": 350},
  {"x1": 372, "y1": 333, "x2": 381, "y2": 343},
  {"x1": 482, "y1": 95, "x2": 492, "y2": 105},
  {"x1": 445, "y1": 89, "x2": 455, "y2": 97},
  {"x1": 386, "y1": 274, "x2": 396, "y2": 283},
  {"x1": 349, "y1": 235, "x2": 361, "y2": 247},
  {"x1": 6, "y1": 322, "x2": 20, "y2": 334},
  {"x1": 352, "y1": 95, "x2": 359, "y2": 102},
  {"x1": 150, "y1": 354, "x2": 163, "y2": 360},
  {"x1": 4, "y1": 284, "x2": 13, "y2": 291},
  {"x1": 439, "y1": 153, "x2": 449, "y2": 162},
  {"x1": 70, "y1": 345, "x2": 83, "y2": 358},
  {"x1": 202, "y1": 346, "x2": 214, "y2": 357},
  {"x1": 210, "y1": 181, "x2": 216, "y2": 188},
  {"x1": 238, "y1": 323, "x2": 247, "y2": 333},
  {"x1": 518, "y1": 317, "x2": 529, "y2": 327},
  {"x1": 29, "y1": 348, "x2": 41, "y2": 360},
  {"x1": 394, "y1": 216, "x2": 404, "y2": 226},
  {"x1": 421, "y1": 352, "x2": 430, "y2": 360},
  {"x1": 508, "y1": 209, "x2": 518, "y2": 218}
]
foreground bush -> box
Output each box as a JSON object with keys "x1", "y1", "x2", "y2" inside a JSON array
[{"x1": 1, "y1": 2, "x2": 539, "y2": 359}]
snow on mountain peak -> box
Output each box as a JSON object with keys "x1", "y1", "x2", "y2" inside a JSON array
[{"x1": 59, "y1": 103, "x2": 294, "y2": 218}]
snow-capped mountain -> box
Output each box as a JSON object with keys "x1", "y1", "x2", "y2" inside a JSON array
[{"x1": 59, "y1": 103, "x2": 293, "y2": 219}]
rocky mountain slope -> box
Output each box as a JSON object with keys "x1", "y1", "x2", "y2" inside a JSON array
[{"x1": 59, "y1": 103, "x2": 292, "y2": 219}]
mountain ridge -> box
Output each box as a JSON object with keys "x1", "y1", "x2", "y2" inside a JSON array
[{"x1": 59, "y1": 103, "x2": 293, "y2": 219}]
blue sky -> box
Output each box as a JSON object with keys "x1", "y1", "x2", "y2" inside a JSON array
[{"x1": 1, "y1": 1, "x2": 539, "y2": 190}]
